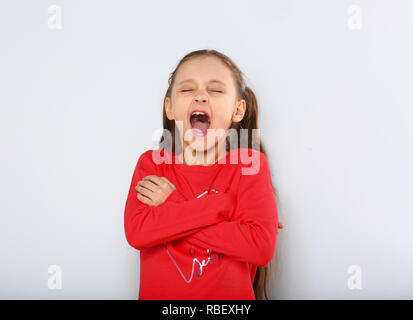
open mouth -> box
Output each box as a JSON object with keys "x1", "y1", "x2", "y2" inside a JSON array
[{"x1": 189, "y1": 110, "x2": 211, "y2": 136}]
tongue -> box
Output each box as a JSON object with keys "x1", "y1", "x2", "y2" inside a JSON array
[{"x1": 192, "y1": 119, "x2": 209, "y2": 133}]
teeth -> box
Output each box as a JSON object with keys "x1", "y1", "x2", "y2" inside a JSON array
[{"x1": 192, "y1": 111, "x2": 206, "y2": 116}]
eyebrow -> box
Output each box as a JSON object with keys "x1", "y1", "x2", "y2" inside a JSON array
[{"x1": 177, "y1": 79, "x2": 227, "y2": 87}]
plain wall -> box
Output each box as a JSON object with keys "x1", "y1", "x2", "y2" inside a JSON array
[{"x1": 0, "y1": 0, "x2": 412, "y2": 299}]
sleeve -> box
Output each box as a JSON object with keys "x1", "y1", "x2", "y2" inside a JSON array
[
  {"x1": 181, "y1": 151, "x2": 278, "y2": 267},
  {"x1": 123, "y1": 151, "x2": 236, "y2": 251}
]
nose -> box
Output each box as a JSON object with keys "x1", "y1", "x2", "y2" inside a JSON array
[{"x1": 194, "y1": 89, "x2": 208, "y2": 104}]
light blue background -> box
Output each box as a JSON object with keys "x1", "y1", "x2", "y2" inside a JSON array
[{"x1": 0, "y1": 0, "x2": 412, "y2": 299}]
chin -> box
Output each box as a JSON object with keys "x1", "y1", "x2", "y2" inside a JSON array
[
  {"x1": 183, "y1": 126, "x2": 227, "y2": 153},
  {"x1": 186, "y1": 139, "x2": 216, "y2": 153}
]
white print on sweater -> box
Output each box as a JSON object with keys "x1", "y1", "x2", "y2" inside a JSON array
[
  {"x1": 164, "y1": 242, "x2": 222, "y2": 283},
  {"x1": 196, "y1": 188, "x2": 219, "y2": 198},
  {"x1": 164, "y1": 188, "x2": 222, "y2": 283}
]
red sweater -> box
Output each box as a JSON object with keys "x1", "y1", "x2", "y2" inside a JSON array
[{"x1": 123, "y1": 147, "x2": 278, "y2": 300}]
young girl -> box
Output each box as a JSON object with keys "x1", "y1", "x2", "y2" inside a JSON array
[{"x1": 124, "y1": 49, "x2": 283, "y2": 300}]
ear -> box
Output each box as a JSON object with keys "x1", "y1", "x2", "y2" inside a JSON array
[
  {"x1": 232, "y1": 99, "x2": 246, "y2": 123},
  {"x1": 164, "y1": 97, "x2": 174, "y2": 120}
]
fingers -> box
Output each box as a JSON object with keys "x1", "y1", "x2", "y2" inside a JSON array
[
  {"x1": 136, "y1": 183, "x2": 153, "y2": 200},
  {"x1": 136, "y1": 176, "x2": 158, "y2": 192},
  {"x1": 142, "y1": 175, "x2": 169, "y2": 189},
  {"x1": 136, "y1": 175, "x2": 175, "y2": 192},
  {"x1": 135, "y1": 176, "x2": 159, "y2": 195},
  {"x1": 135, "y1": 175, "x2": 174, "y2": 206},
  {"x1": 160, "y1": 177, "x2": 176, "y2": 190},
  {"x1": 137, "y1": 192, "x2": 152, "y2": 205}
]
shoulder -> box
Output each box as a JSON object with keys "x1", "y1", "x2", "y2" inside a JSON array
[
  {"x1": 234, "y1": 148, "x2": 274, "y2": 192},
  {"x1": 231, "y1": 148, "x2": 269, "y2": 176},
  {"x1": 133, "y1": 149, "x2": 162, "y2": 177},
  {"x1": 137, "y1": 149, "x2": 154, "y2": 164},
  {"x1": 137, "y1": 148, "x2": 174, "y2": 166}
]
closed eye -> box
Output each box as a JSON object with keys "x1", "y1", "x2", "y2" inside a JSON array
[{"x1": 180, "y1": 89, "x2": 222, "y2": 93}]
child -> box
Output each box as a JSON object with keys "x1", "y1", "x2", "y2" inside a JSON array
[{"x1": 124, "y1": 49, "x2": 283, "y2": 300}]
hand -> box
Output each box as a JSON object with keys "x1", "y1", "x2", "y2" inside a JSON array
[
  {"x1": 135, "y1": 175, "x2": 176, "y2": 207},
  {"x1": 135, "y1": 175, "x2": 286, "y2": 229}
]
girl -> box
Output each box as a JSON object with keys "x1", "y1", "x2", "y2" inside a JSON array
[{"x1": 124, "y1": 49, "x2": 283, "y2": 300}]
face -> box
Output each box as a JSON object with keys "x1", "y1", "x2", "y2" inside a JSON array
[{"x1": 164, "y1": 56, "x2": 246, "y2": 155}]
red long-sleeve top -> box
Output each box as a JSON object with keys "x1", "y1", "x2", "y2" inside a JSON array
[{"x1": 123, "y1": 147, "x2": 278, "y2": 300}]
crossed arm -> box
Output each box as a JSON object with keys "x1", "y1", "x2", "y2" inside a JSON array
[
  {"x1": 124, "y1": 152, "x2": 235, "y2": 250},
  {"x1": 124, "y1": 151, "x2": 279, "y2": 266}
]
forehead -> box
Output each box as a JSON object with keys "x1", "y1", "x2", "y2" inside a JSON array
[{"x1": 175, "y1": 56, "x2": 234, "y2": 86}]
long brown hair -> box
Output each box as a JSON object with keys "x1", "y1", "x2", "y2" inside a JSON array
[{"x1": 158, "y1": 49, "x2": 280, "y2": 300}]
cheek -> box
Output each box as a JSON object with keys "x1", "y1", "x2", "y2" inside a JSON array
[
  {"x1": 213, "y1": 108, "x2": 234, "y2": 128},
  {"x1": 170, "y1": 98, "x2": 188, "y2": 121}
]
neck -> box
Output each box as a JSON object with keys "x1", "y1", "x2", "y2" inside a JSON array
[{"x1": 178, "y1": 139, "x2": 228, "y2": 166}]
